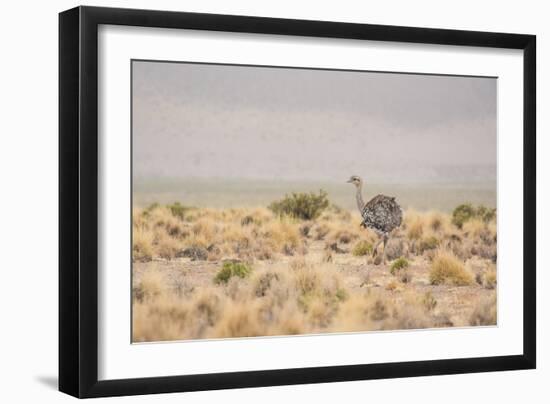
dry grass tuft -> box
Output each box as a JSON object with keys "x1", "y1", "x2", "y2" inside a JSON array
[
  {"x1": 427, "y1": 211, "x2": 445, "y2": 232},
  {"x1": 422, "y1": 291, "x2": 438, "y2": 311},
  {"x1": 483, "y1": 264, "x2": 497, "y2": 289},
  {"x1": 463, "y1": 218, "x2": 487, "y2": 239},
  {"x1": 430, "y1": 250, "x2": 474, "y2": 286},
  {"x1": 352, "y1": 240, "x2": 373, "y2": 256},
  {"x1": 418, "y1": 236, "x2": 439, "y2": 254},
  {"x1": 155, "y1": 232, "x2": 180, "y2": 260},
  {"x1": 133, "y1": 268, "x2": 165, "y2": 302},
  {"x1": 385, "y1": 280, "x2": 399, "y2": 291},
  {"x1": 407, "y1": 218, "x2": 424, "y2": 241},
  {"x1": 132, "y1": 225, "x2": 154, "y2": 262}
]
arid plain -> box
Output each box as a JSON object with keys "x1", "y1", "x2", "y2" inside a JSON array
[{"x1": 132, "y1": 194, "x2": 497, "y2": 342}]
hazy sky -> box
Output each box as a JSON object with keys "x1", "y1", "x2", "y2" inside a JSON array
[{"x1": 132, "y1": 61, "x2": 496, "y2": 184}]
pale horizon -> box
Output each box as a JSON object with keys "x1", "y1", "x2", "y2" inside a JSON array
[{"x1": 132, "y1": 60, "x2": 497, "y2": 185}]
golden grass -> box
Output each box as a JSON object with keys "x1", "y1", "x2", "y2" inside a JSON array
[
  {"x1": 406, "y1": 218, "x2": 424, "y2": 241},
  {"x1": 263, "y1": 220, "x2": 302, "y2": 254},
  {"x1": 132, "y1": 225, "x2": 154, "y2": 262},
  {"x1": 418, "y1": 235, "x2": 439, "y2": 254},
  {"x1": 132, "y1": 258, "x2": 495, "y2": 341},
  {"x1": 133, "y1": 266, "x2": 165, "y2": 301},
  {"x1": 483, "y1": 264, "x2": 497, "y2": 289},
  {"x1": 130, "y1": 261, "x2": 335, "y2": 341},
  {"x1": 352, "y1": 240, "x2": 373, "y2": 256},
  {"x1": 155, "y1": 232, "x2": 180, "y2": 260},
  {"x1": 385, "y1": 280, "x2": 399, "y2": 291},
  {"x1": 132, "y1": 204, "x2": 497, "y2": 341},
  {"x1": 132, "y1": 204, "x2": 309, "y2": 262},
  {"x1": 134, "y1": 202, "x2": 437, "y2": 263},
  {"x1": 462, "y1": 218, "x2": 487, "y2": 239},
  {"x1": 430, "y1": 250, "x2": 474, "y2": 286}
]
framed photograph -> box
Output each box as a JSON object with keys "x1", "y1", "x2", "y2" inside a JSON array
[{"x1": 59, "y1": 6, "x2": 536, "y2": 398}]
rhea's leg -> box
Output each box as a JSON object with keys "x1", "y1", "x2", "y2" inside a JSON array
[
  {"x1": 372, "y1": 236, "x2": 383, "y2": 257},
  {"x1": 382, "y1": 234, "x2": 389, "y2": 264}
]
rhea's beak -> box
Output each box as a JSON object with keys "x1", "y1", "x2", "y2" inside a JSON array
[{"x1": 346, "y1": 178, "x2": 353, "y2": 183}]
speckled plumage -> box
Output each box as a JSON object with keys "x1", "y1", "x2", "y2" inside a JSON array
[
  {"x1": 347, "y1": 175, "x2": 403, "y2": 262},
  {"x1": 348, "y1": 175, "x2": 403, "y2": 245},
  {"x1": 360, "y1": 194, "x2": 403, "y2": 236}
]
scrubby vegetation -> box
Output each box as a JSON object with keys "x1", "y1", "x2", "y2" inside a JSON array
[
  {"x1": 418, "y1": 235, "x2": 439, "y2": 253},
  {"x1": 132, "y1": 204, "x2": 304, "y2": 262},
  {"x1": 214, "y1": 261, "x2": 252, "y2": 284},
  {"x1": 390, "y1": 257, "x2": 409, "y2": 275},
  {"x1": 352, "y1": 240, "x2": 373, "y2": 256},
  {"x1": 168, "y1": 201, "x2": 194, "y2": 219},
  {"x1": 452, "y1": 203, "x2": 496, "y2": 229},
  {"x1": 132, "y1": 200, "x2": 497, "y2": 342},
  {"x1": 132, "y1": 257, "x2": 489, "y2": 341},
  {"x1": 268, "y1": 190, "x2": 329, "y2": 220}
]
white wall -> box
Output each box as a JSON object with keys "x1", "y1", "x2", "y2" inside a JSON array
[{"x1": 0, "y1": 0, "x2": 546, "y2": 402}]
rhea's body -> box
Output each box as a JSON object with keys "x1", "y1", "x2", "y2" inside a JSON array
[{"x1": 348, "y1": 175, "x2": 403, "y2": 263}]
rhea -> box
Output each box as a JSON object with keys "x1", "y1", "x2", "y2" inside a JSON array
[{"x1": 347, "y1": 175, "x2": 403, "y2": 264}]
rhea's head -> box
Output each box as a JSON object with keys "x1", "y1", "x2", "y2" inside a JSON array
[{"x1": 346, "y1": 175, "x2": 362, "y2": 187}]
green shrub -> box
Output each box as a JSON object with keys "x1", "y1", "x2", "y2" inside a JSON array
[
  {"x1": 168, "y1": 202, "x2": 193, "y2": 219},
  {"x1": 352, "y1": 240, "x2": 373, "y2": 256},
  {"x1": 452, "y1": 203, "x2": 496, "y2": 228},
  {"x1": 328, "y1": 203, "x2": 344, "y2": 214},
  {"x1": 335, "y1": 288, "x2": 348, "y2": 301},
  {"x1": 418, "y1": 236, "x2": 439, "y2": 253},
  {"x1": 142, "y1": 202, "x2": 160, "y2": 217},
  {"x1": 452, "y1": 203, "x2": 476, "y2": 228},
  {"x1": 268, "y1": 190, "x2": 329, "y2": 220},
  {"x1": 476, "y1": 205, "x2": 496, "y2": 223},
  {"x1": 390, "y1": 257, "x2": 409, "y2": 275},
  {"x1": 240, "y1": 215, "x2": 255, "y2": 226},
  {"x1": 214, "y1": 261, "x2": 252, "y2": 284},
  {"x1": 147, "y1": 202, "x2": 159, "y2": 210}
]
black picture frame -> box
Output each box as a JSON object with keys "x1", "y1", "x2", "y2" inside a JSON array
[{"x1": 59, "y1": 5, "x2": 536, "y2": 398}]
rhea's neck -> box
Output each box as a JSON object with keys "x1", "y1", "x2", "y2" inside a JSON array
[{"x1": 355, "y1": 184, "x2": 365, "y2": 212}]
